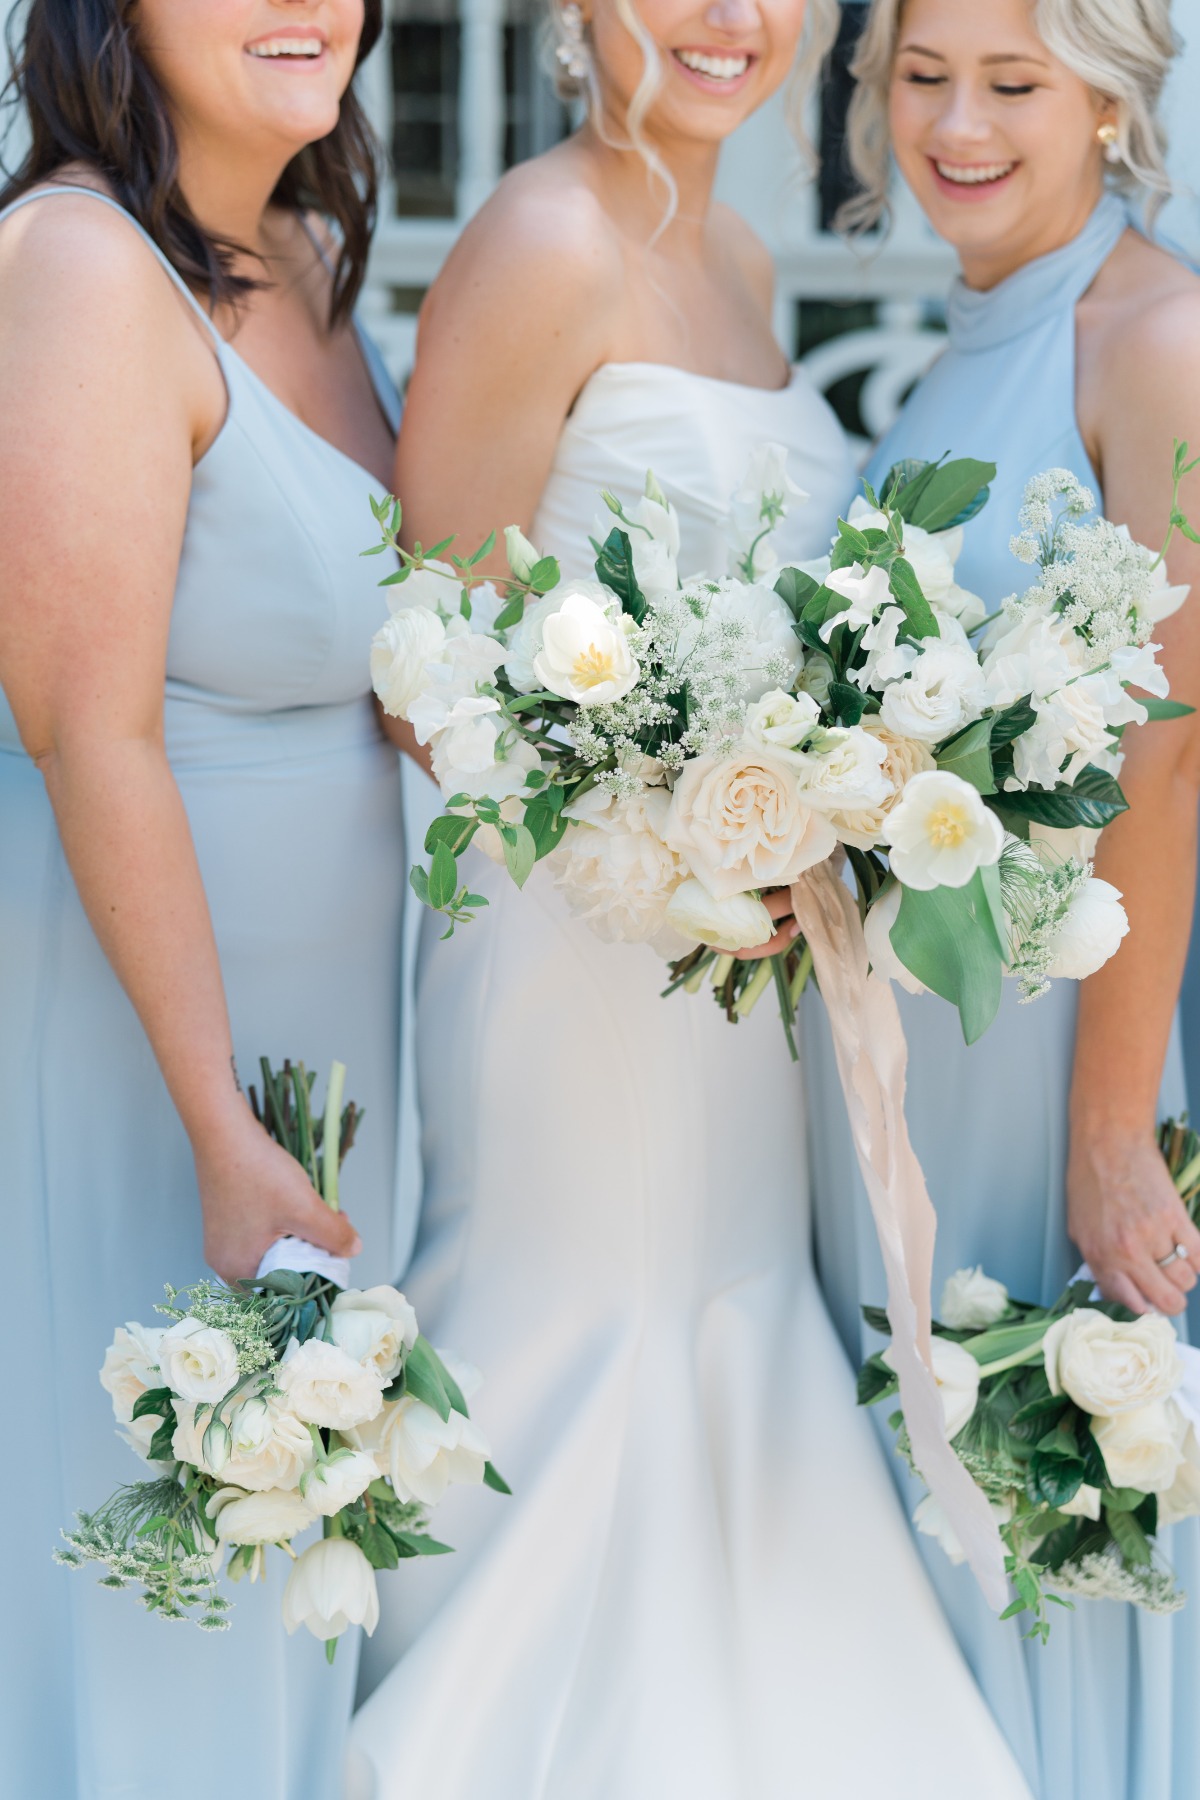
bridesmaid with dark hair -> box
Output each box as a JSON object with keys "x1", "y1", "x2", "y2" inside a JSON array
[{"x1": 0, "y1": 4, "x2": 403, "y2": 1794}]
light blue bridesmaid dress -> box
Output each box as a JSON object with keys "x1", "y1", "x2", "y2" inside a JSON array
[
  {"x1": 0, "y1": 187, "x2": 407, "y2": 1800},
  {"x1": 804, "y1": 192, "x2": 1200, "y2": 1800}
]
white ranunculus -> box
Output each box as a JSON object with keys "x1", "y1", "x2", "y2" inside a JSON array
[
  {"x1": 670, "y1": 579, "x2": 804, "y2": 704},
  {"x1": 793, "y1": 725, "x2": 892, "y2": 816},
  {"x1": 533, "y1": 591, "x2": 639, "y2": 705},
  {"x1": 829, "y1": 719, "x2": 936, "y2": 850},
  {"x1": 744, "y1": 688, "x2": 821, "y2": 751},
  {"x1": 348, "y1": 1396, "x2": 490, "y2": 1507},
  {"x1": 369, "y1": 606, "x2": 447, "y2": 720},
  {"x1": 206, "y1": 1484, "x2": 316, "y2": 1546},
  {"x1": 504, "y1": 525, "x2": 539, "y2": 583},
  {"x1": 301, "y1": 1449, "x2": 378, "y2": 1517},
  {"x1": 883, "y1": 770, "x2": 1004, "y2": 891},
  {"x1": 1058, "y1": 1483, "x2": 1103, "y2": 1521},
  {"x1": 818, "y1": 561, "x2": 894, "y2": 641},
  {"x1": 663, "y1": 878, "x2": 775, "y2": 953},
  {"x1": 884, "y1": 1335, "x2": 981, "y2": 1439},
  {"x1": 879, "y1": 642, "x2": 986, "y2": 746},
  {"x1": 664, "y1": 742, "x2": 837, "y2": 900},
  {"x1": 552, "y1": 788, "x2": 690, "y2": 953},
  {"x1": 404, "y1": 620, "x2": 507, "y2": 747},
  {"x1": 1092, "y1": 1401, "x2": 1189, "y2": 1493},
  {"x1": 100, "y1": 1322, "x2": 165, "y2": 1425},
  {"x1": 1043, "y1": 1308, "x2": 1183, "y2": 1416},
  {"x1": 1044, "y1": 877, "x2": 1129, "y2": 981},
  {"x1": 283, "y1": 1538, "x2": 379, "y2": 1641},
  {"x1": 277, "y1": 1337, "x2": 386, "y2": 1432},
  {"x1": 939, "y1": 1266, "x2": 1009, "y2": 1330},
  {"x1": 863, "y1": 882, "x2": 927, "y2": 994},
  {"x1": 158, "y1": 1316, "x2": 240, "y2": 1406},
  {"x1": 173, "y1": 1397, "x2": 316, "y2": 1492},
  {"x1": 330, "y1": 1288, "x2": 419, "y2": 1383}
]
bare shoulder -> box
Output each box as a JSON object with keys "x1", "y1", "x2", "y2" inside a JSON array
[
  {"x1": 1091, "y1": 235, "x2": 1200, "y2": 391},
  {"x1": 710, "y1": 201, "x2": 774, "y2": 311}
]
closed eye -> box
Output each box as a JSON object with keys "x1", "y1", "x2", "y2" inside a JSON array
[
  {"x1": 994, "y1": 82, "x2": 1036, "y2": 95},
  {"x1": 903, "y1": 71, "x2": 946, "y2": 85}
]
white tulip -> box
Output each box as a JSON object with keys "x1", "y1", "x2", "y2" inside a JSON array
[
  {"x1": 282, "y1": 1538, "x2": 379, "y2": 1641},
  {"x1": 939, "y1": 1266, "x2": 1009, "y2": 1330},
  {"x1": 883, "y1": 770, "x2": 1004, "y2": 891},
  {"x1": 503, "y1": 525, "x2": 539, "y2": 583},
  {"x1": 99, "y1": 1322, "x2": 165, "y2": 1425},
  {"x1": 663, "y1": 878, "x2": 775, "y2": 953},
  {"x1": 1044, "y1": 878, "x2": 1129, "y2": 981},
  {"x1": 863, "y1": 883, "x2": 927, "y2": 995},
  {"x1": 1043, "y1": 1309, "x2": 1183, "y2": 1417},
  {"x1": 369, "y1": 606, "x2": 447, "y2": 720},
  {"x1": 330, "y1": 1288, "x2": 419, "y2": 1383},
  {"x1": 664, "y1": 741, "x2": 837, "y2": 900},
  {"x1": 157, "y1": 1316, "x2": 240, "y2": 1406},
  {"x1": 207, "y1": 1484, "x2": 317, "y2": 1546},
  {"x1": 348, "y1": 1396, "x2": 490, "y2": 1507},
  {"x1": 533, "y1": 591, "x2": 640, "y2": 705},
  {"x1": 884, "y1": 1336, "x2": 981, "y2": 1440},
  {"x1": 276, "y1": 1337, "x2": 386, "y2": 1432},
  {"x1": 302, "y1": 1449, "x2": 379, "y2": 1517},
  {"x1": 1092, "y1": 1401, "x2": 1189, "y2": 1494}
]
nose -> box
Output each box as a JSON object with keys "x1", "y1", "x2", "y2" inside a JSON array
[
  {"x1": 702, "y1": 0, "x2": 762, "y2": 35},
  {"x1": 933, "y1": 80, "x2": 994, "y2": 148}
]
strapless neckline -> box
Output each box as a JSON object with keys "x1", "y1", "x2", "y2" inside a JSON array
[{"x1": 574, "y1": 359, "x2": 796, "y2": 409}]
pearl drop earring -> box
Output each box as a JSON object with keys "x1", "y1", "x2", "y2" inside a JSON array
[{"x1": 1097, "y1": 121, "x2": 1122, "y2": 165}]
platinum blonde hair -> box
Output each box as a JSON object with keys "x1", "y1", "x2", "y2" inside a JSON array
[
  {"x1": 839, "y1": 0, "x2": 1179, "y2": 235},
  {"x1": 547, "y1": 0, "x2": 842, "y2": 235}
]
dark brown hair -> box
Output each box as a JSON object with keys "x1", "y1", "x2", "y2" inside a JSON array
[{"x1": 0, "y1": 0, "x2": 383, "y2": 324}]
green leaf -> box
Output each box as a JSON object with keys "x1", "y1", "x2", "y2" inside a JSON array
[
  {"x1": 888, "y1": 556, "x2": 941, "y2": 639},
  {"x1": 483, "y1": 1461, "x2": 513, "y2": 1495},
  {"x1": 528, "y1": 555, "x2": 560, "y2": 594},
  {"x1": 391, "y1": 1530, "x2": 455, "y2": 1557},
  {"x1": 1029, "y1": 1450, "x2": 1085, "y2": 1509},
  {"x1": 999, "y1": 1597, "x2": 1029, "y2": 1621},
  {"x1": 993, "y1": 764, "x2": 1129, "y2": 830},
  {"x1": 359, "y1": 1522, "x2": 400, "y2": 1570},
  {"x1": 493, "y1": 593, "x2": 526, "y2": 633},
  {"x1": 148, "y1": 1416, "x2": 177, "y2": 1462},
  {"x1": 594, "y1": 528, "x2": 646, "y2": 623},
  {"x1": 1139, "y1": 697, "x2": 1195, "y2": 721},
  {"x1": 831, "y1": 519, "x2": 871, "y2": 568},
  {"x1": 404, "y1": 1337, "x2": 452, "y2": 1421},
  {"x1": 891, "y1": 870, "x2": 1006, "y2": 1044},
  {"x1": 423, "y1": 1345, "x2": 468, "y2": 1416},
  {"x1": 524, "y1": 793, "x2": 569, "y2": 861},
  {"x1": 860, "y1": 1304, "x2": 893, "y2": 1336},
  {"x1": 936, "y1": 717, "x2": 996, "y2": 794},
  {"x1": 131, "y1": 1386, "x2": 174, "y2": 1422},
  {"x1": 427, "y1": 840, "x2": 460, "y2": 912},
  {"x1": 425, "y1": 815, "x2": 479, "y2": 857},
  {"x1": 988, "y1": 696, "x2": 1037, "y2": 745},
  {"x1": 466, "y1": 529, "x2": 496, "y2": 567},
  {"x1": 903, "y1": 458, "x2": 997, "y2": 533},
  {"x1": 773, "y1": 565, "x2": 821, "y2": 621},
  {"x1": 829, "y1": 680, "x2": 867, "y2": 726},
  {"x1": 856, "y1": 1354, "x2": 899, "y2": 1407},
  {"x1": 501, "y1": 821, "x2": 537, "y2": 889},
  {"x1": 883, "y1": 458, "x2": 940, "y2": 517},
  {"x1": 409, "y1": 863, "x2": 430, "y2": 907},
  {"x1": 1106, "y1": 1505, "x2": 1153, "y2": 1567}
]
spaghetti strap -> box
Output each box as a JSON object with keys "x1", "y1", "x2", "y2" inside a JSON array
[{"x1": 0, "y1": 184, "x2": 224, "y2": 345}]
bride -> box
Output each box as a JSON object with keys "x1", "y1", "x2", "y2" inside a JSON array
[{"x1": 352, "y1": 1, "x2": 1031, "y2": 1794}]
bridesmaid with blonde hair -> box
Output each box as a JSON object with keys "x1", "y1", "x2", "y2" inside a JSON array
[{"x1": 805, "y1": 1, "x2": 1200, "y2": 1794}]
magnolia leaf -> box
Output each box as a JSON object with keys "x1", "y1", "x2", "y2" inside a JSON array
[
  {"x1": 1139, "y1": 696, "x2": 1195, "y2": 721},
  {"x1": 903, "y1": 458, "x2": 997, "y2": 533},
  {"x1": 1106, "y1": 1505, "x2": 1153, "y2": 1567},
  {"x1": 829, "y1": 680, "x2": 867, "y2": 727},
  {"x1": 883, "y1": 457, "x2": 939, "y2": 516},
  {"x1": 131, "y1": 1386, "x2": 174, "y2": 1422},
  {"x1": 891, "y1": 871, "x2": 1005, "y2": 1044},
  {"x1": 988, "y1": 696, "x2": 1037, "y2": 745},
  {"x1": 994, "y1": 764, "x2": 1129, "y2": 829},
  {"x1": 936, "y1": 717, "x2": 995, "y2": 793},
  {"x1": 148, "y1": 1417, "x2": 178, "y2": 1463},
  {"x1": 594, "y1": 528, "x2": 646, "y2": 623},
  {"x1": 888, "y1": 556, "x2": 940, "y2": 639},
  {"x1": 773, "y1": 565, "x2": 821, "y2": 621}
]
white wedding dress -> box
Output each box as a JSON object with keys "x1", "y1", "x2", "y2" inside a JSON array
[{"x1": 348, "y1": 363, "x2": 1031, "y2": 1799}]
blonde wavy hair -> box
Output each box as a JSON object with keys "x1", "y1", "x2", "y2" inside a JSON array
[
  {"x1": 547, "y1": 0, "x2": 842, "y2": 233},
  {"x1": 839, "y1": 0, "x2": 1178, "y2": 235}
]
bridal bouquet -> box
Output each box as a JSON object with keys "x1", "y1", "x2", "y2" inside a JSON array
[
  {"x1": 57, "y1": 1059, "x2": 506, "y2": 1656},
  {"x1": 858, "y1": 1119, "x2": 1200, "y2": 1639},
  {"x1": 369, "y1": 445, "x2": 1194, "y2": 1052}
]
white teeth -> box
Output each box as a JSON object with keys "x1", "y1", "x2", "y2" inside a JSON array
[
  {"x1": 248, "y1": 38, "x2": 323, "y2": 58},
  {"x1": 935, "y1": 160, "x2": 1015, "y2": 185},
  {"x1": 676, "y1": 49, "x2": 750, "y2": 81}
]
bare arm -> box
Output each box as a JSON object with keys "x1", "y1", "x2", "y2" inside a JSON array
[
  {"x1": 1067, "y1": 294, "x2": 1200, "y2": 1313},
  {"x1": 0, "y1": 200, "x2": 359, "y2": 1280}
]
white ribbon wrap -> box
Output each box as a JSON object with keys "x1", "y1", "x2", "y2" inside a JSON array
[
  {"x1": 255, "y1": 1237, "x2": 351, "y2": 1288},
  {"x1": 791, "y1": 860, "x2": 1009, "y2": 1611}
]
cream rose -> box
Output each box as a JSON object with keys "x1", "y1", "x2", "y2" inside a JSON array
[
  {"x1": 1159, "y1": 1427, "x2": 1200, "y2": 1524},
  {"x1": 282, "y1": 1538, "x2": 379, "y2": 1641},
  {"x1": 939, "y1": 1267, "x2": 1009, "y2": 1331},
  {"x1": 664, "y1": 742, "x2": 837, "y2": 900},
  {"x1": 329, "y1": 1287, "x2": 419, "y2": 1383},
  {"x1": 828, "y1": 719, "x2": 936, "y2": 850},
  {"x1": 1092, "y1": 1401, "x2": 1188, "y2": 1493},
  {"x1": 173, "y1": 1397, "x2": 316, "y2": 1492},
  {"x1": 1042, "y1": 1309, "x2": 1183, "y2": 1417},
  {"x1": 206, "y1": 1485, "x2": 317, "y2": 1547},
  {"x1": 99, "y1": 1322, "x2": 165, "y2": 1425},
  {"x1": 276, "y1": 1337, "x2": 386, "y2": 1431},
  {"x1": 157, "y1": 1316, "x2": 240, "y2": 1406},
  {"x1": 348, "y1": 1396, "x2": 490, "y2": 1507}
]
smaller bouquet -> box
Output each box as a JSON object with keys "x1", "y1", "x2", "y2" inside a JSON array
[
  {"x1": 858, "y1": 1119, "x2": 1200, "y2": 1640},
  {"x1": 57, "y1": 1059, "x2": 507, "y2": 1658}
]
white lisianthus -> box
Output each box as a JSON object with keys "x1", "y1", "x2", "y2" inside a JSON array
[
  {"x1": 879, "y1": 642, "x2": 986, "y2": 746},
  {"x1": 883, "y1": 770, "x2": 1004, "y2": 891},
  {"x1": 1042, "y1": 1308, "x2": 1183, "y2": 1416},
  {"x1": 277, "y1": 1337, "x2": 386, "y2": 1432},
  {"x1": 553, "y1": 788, "x2": 690, "y2": 953},
  {"x1": 663, "y1": 878, "x2": 775, "y2": 953},
  {"x1": 173, "y1": 1397, "x2": 316, "y2": 1492},
  {"x1": 818, "y1": 561, "x2": 893, "y2": 641},
  {"x1": 369, "y1": 606, "x2": 447, "y2": 720},
  {"x1": 828, "y1": 720, "x2": 936, "y2": 850},
  {"x1": 793, "y1": 724, "x2": 892, "y2": 816},
  {"x1": 664, "y1": 742, "x2": 837, "y2": 899},
  {"x1": 1092, "y1": 1401, "x2": 1189, "y2": 1493},
  {"x1": 939, "y1": 1267, "x2": 1009, "y2": 1330},
  {"x1": 301, "y1": 1449, "x2": 378, "y2": 1516},
  {"x1": 283, "y1": 1538, "x2": 379, "y2": 1641},
  {"x1": 206, "y1": 1484, "x2": 316, "y2": 1547},
  {"x1": 503, "y1": 525, "x2": 539, "y2": 584},
  {"x1": 863, "y1": 883, "x2": 927, "y2": 995},
  {"x1": 157, "y1": 1316, "x2": 240, "y2": 1406},
  {"x1": 533, "y1": 591, "x2": 640, "y2": 705},
  {"x1": 1044, "y1": 877, "x2": 1129, "y2": 981},
  {"x1": 744, "y1": 688, "x2": 821, "y2": 751},
  {"x1": 348, "y1": 1396, "x2": 490, "y2": 1507},
  {"x1": 330, "y1": 1288, "x2": 419, "y2": 1384},
  {"x1": 884, "y1": 1336, "x2": 981, "y2": 1439},
  {"x1": 1058, "y1": 1484, "x2": 1103, "y2": 1521},
  {"x1": 100, "y1": 1322, "x2": 165, "y2": 1425}
]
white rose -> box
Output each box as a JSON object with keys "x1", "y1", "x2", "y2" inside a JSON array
[
  {"x1": 173, "y1": 1397, "x2": 316, "y2": 1492},
  {"x1": 1058, "y1": 1483, "x2": 1103, "y2": 1520},
  {"x1": 301, "y1": 1449, "x2": 378, "y2": 1516},
  {"x1": 829, "y1": 719, "x2": 936, "y2": 850},
  {"x1": 879, "y1": 642, "x2": 986, "y2": 746},
  {"x1": 818, "y1": 561, "x2": 894, "y2": 641},
  {"x1": 663, "y1": 878, "x2": 775, "y2": 953},
  {"x1": 939, "y1": 1266, "x2": 1009, "y2": 1330},
  {"x1": 744, "y1": 688, "x2": 821, "y2": 751},
  {"x1": 1042, "y1": 1308, "x2": 1183, "y2": 1416},
  {"x1": 664, "y1": 742, "x2": 837, "y2": 900},
  {"x1": 533, "y1": 591, "x2": 640, "y2": 705},
  {"x1": 206, "y1": 1485, "x2": 317, "y2": 1547},
  {"x1": 1043, "y1": 877, "x2": 1129, "y2": 982},
  {"x1": 276, "y1": 1337, "x2": 386, "y2": 1431},
  {"x1": 282, "y1": 1538, "x2": 379, "y2": 1641},
  {"x1": 1092, "y1": 1401, "x2": 1188, "y2": 1493},
  {"x1": 369, "y1": 606, "x2": 447, "y2": 719},
  {"x1": 348, "y1": 1396, "x2": 490, "y2": 1507},
  {"x1": 157, "y1": 1316, "x2": 240, "y2": 1406},
  {"x1": 99, "y1": 1322, "x2": 165, "y2": 1425},
  {"x1": 883, "y1": 770, "x2": 1004, "y2": 891},
  {"x1": 863, "y1": 882, "x2": 927, "y2": 995},
  {"x1": 884, "y1": 1336, "x2": 981, "y2": 1439},
  {"x1": 330, "y1": 1288, "x2": 419, "y2": 1383},
  {"x1": 553, "y1": 788, "x2": 690, "y2": 953},
  {"x1": 504, "y1": 525, "x2": 539, "y2": 583},
  {"x1": 793, "y1": 725, "x2": 892, "y2": 816},
  {"x1": 670, "y1": 579, "x2": 803, "y2": 704}
]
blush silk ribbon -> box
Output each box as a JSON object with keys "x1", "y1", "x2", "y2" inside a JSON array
[{"x1": 791, "y1": 858, "x2": 1009, "y2": 1611}]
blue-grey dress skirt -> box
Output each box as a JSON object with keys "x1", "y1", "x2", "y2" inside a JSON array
[
  {"x1": 804, "y1": 193, "x2": 1200, "y2": 1800},
  {"x1": 0, "y1": 187, "x2": 406, "y2": 1800}
]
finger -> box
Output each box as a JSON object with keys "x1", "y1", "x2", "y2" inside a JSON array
[
  {"x1": 1161, "y1": 1252, "x2": 1198, "y2": 1296},
  {"x1": 290, "y1": 1195, "x2": 363, "y2": 1259},
  {"x1": 761, "y1": 889, "x2": 797, "y2": 921},
  {"x1": 1128, "y1": 1256, "x2": 1187, "y2": 1316},
  {"x1": 1093, "y1": 1268, "x2": 1153, "y2": 1315},
  {"x1": 732, "y1": 920, "x2": 799, "y2": 962}
]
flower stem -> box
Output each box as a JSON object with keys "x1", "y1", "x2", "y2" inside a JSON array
[{"x1": 322, "y1": 1061, "x2": 347, "y2": 1213}]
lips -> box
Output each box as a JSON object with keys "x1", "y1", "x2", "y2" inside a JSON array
[
  {"x1": 932, "y1": 159, "x2": 1016, "y2": 187},
  {"x1": 246, "y1": 34, "x2": 326, "y2": 60},
  {"x1": 672, "y1": 47, "x2": 755, "y2": 86}
]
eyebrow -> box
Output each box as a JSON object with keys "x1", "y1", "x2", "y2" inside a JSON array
[{"x1": 898, "y1": 43, "x2": 1050, "y2": 67}]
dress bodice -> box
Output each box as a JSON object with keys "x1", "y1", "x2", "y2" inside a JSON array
[
  {"x1": 533, "y1": 360, "x2": 856, "y2": 572},
  {"x1": 865, "y1": 194, "x2": 1133, "y2": 604}
]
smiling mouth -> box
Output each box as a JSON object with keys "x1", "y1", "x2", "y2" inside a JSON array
[
  {"x1": 933, "y1": 160, "x2": 1016, "y2": 187},
  {"x1": 246, "y1": 37, "x2": 325, "y2": 60},
  {"x1": 673, "y1": 48, "x2": 753, "y2": 83}
]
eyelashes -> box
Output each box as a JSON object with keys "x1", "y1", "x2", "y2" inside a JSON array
[{"x1": 899, "y1": 73, "x2": 1038, "y2": 97}]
